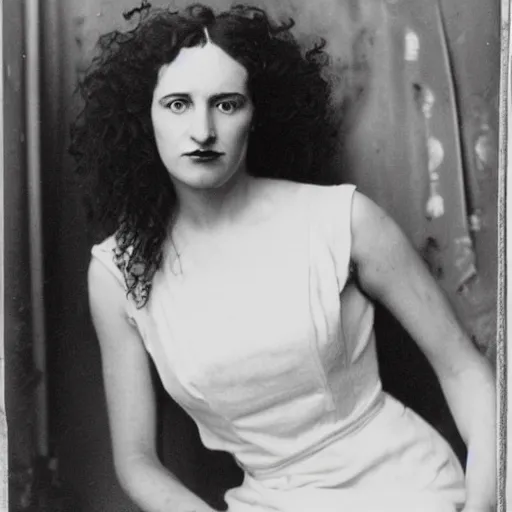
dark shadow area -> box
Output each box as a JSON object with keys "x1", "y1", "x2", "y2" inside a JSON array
[{"x1": 374, "y1": 304, "x2": 467, "y2": 465}]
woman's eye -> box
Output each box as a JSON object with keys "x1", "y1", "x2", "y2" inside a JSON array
[
  {"x1": 167, "y1": 99, "x2": 189, "y2": 113},
  {"x1": 217, "y1": 100, "x2": 239, "y2": 114}
]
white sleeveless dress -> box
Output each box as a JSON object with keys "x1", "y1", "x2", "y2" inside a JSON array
[{"x1": 91, "y1": 183, "x2": 466, "y2": 512}]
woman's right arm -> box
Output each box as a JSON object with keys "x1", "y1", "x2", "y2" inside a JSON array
[{"x1": 88, "y1": 258, "x2": 217, "y2": 512}]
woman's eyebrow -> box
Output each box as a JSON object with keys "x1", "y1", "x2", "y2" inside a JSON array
[
  {"x1": 158, "y1": 92, "x2": 247, "y2": 103},
  {"x1": 159, "y1": 92, "x2": 191, "y2": 102},
  {"x1": 209, "y1": 92, "x2": 247, "y2": 101}
]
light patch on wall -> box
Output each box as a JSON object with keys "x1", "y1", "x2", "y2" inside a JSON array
[
  {"x1": 404, "y1": 29, "x2": 420, "y2": 61},
  {"x1": 421, "y1": 87, "x2": 435, "y2": 119},
  {"x1": 475, "y1": 132, "x2": 494, "y2": 172},
  {"x1": 425, "y1": 136, "x2": 445, "y2": 218},
  {"x1": 427, "y1": 136, "x2": 444, "y2": 173},
  {"x1": 425, "y1": 191, "x2": 445, "y2": 219},
  {"x1": 454, "y1": 235, "x2": 478, "y2": 289},
  {"x1": 420, "y1": 85, "x2": 445, "y2": 220}
]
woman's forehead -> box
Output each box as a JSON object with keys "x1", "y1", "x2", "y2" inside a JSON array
[{"x1": 154, "y1": 43, "x2": 249, "y2": 96}]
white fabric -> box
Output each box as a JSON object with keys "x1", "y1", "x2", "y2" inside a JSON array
[{"x1": 91, "y1": 183, "x2": 466, "y2": 511}]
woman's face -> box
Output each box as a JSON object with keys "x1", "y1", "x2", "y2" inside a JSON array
[{"x1": 151, "y1": 42, "x2": 254, "y2": 191}]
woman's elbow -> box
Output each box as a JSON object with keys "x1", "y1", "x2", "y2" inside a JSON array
[{"x1": 114, "y1": 448, "x2": 161, "y2": 493}]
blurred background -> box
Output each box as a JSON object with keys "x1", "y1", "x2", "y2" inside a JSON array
[{"x1": 4, "y1": 0, "x2": 500, "y2": 510}]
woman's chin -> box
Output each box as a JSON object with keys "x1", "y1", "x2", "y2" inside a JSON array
[{"x1": 172, "y1": 167, "x2": 246, "y2": 192}]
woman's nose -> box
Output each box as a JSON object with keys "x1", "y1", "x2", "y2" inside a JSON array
[{"x1": 190, "y1": 107, "x2": 216, "y2": 146}]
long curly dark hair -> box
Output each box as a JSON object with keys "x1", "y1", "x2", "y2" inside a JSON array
[{"x1": 70, "y1": 2, "x2": 342, "y2": 306}]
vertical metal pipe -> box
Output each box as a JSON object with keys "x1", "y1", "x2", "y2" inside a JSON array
[
  {"x1": 24, "y1": 0, "x2": 49, "y2": 458},
  {"x1": 0, "y1": 6, "x2": 9, "y2": 511}
]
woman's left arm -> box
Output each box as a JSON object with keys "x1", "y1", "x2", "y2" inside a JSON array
[{"x1": 349, "y1": 191, "x2": 496, "y2": 512}]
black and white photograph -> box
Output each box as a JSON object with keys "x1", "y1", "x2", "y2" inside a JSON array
[{"x1": 1, "y1": 0, "x2": 505, "y2": 511}]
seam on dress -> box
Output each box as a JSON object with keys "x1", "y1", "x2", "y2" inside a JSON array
[
  {"x1": 306, "y1": 186, "x2": 337, "y2": 412},
  {"x1": 249, "y1": 389, "x2": 385, "y2": 477}
]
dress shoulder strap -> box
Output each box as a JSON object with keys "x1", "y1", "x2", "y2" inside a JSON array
[
  {"x1": 90, "y1": 235, "x2": 148, "y2": 314},
  {"x1": 306, "y1": 183, "x2": 357, "y2": 292}
]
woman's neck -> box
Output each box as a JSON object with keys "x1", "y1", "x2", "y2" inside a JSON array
[{"x1": 173, "y1": 171, "x2": 257, "y2": 232}]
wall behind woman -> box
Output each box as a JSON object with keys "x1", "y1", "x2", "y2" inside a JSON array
[
  {"x1": 4, "y1": 2, "x2": 39, "y2": 510},
  {"x1": 39, "y1": 0, "x2": 498, "y2": 511},
  {"x1": 40, "y1": 0, "x2": 140, "y2": 510}
]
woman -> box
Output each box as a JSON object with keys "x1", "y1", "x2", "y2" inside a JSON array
[{"x1": 71, "y1": 3, "x2": 496, "y2": 512}]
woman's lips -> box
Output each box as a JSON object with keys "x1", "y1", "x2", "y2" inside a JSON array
[{"x1": 184, "y1": 150, "x2": 224, "y2": 162}]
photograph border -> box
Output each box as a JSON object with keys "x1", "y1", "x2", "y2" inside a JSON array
[
  {"x1": 0, "y1": 1, "x2": 509, "y2": 511},
  {"x1": 501, "y1": 0, "x2": 510, "y2": 510},
  {"x1": 0, "y1": 2, "x2": 7, "y2": 511}
]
